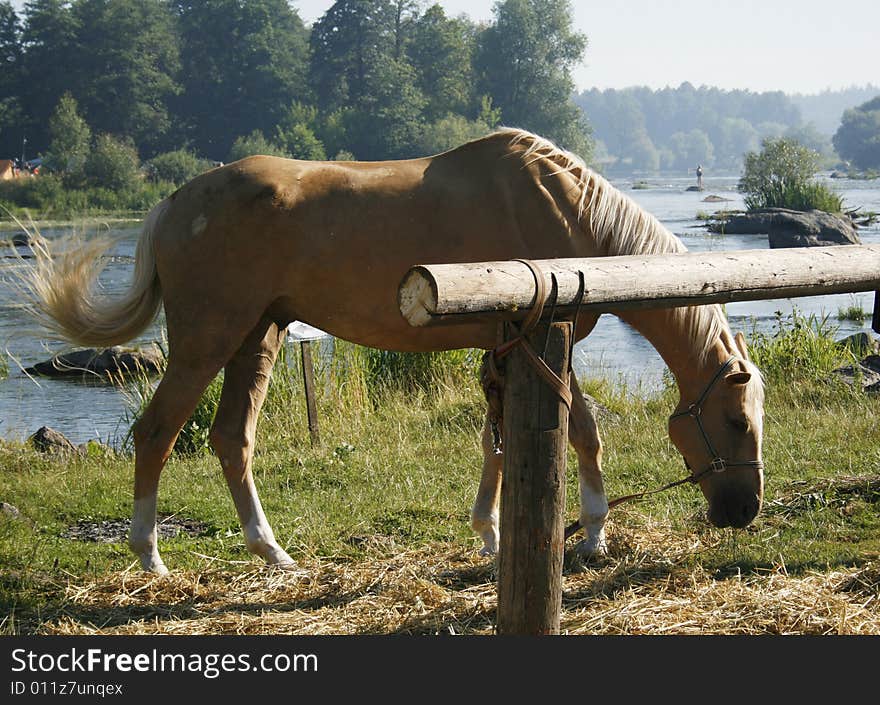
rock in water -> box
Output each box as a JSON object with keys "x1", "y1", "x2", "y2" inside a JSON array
[
  {"x1": 25, "y1": 344, "x2": 163, "y2": 378},
  {"x1": 768, "y1": 209, "x2": 861, "y2": 248},
  {"x1": 831, "y1": 355, "x2": 880, "y2": 393},
  {"x1": 31, "y1": 426, "x2": 76, "y2": 453},
  {"x1": 837, "y1": 332, "x2": 880, "y2": 357},
  {"x1": 708, "y1": 208, "x2": 860, "y2": 247}
]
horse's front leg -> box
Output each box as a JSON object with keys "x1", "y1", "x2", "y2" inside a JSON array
[
  {"x1": 569, "y1": 375, "x2": 609, "y2": 557},
  {"x1": 471, "y1": 416, "x2": 502, "y2": 555}
]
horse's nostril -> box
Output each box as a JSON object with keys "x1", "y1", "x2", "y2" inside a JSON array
[{"x1": 728, "y1": 496, "x2": 759, "y2": 529}]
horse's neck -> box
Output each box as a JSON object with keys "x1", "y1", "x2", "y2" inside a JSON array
[{"x1": 617, "y1": 307, "x2": 734, "y2": 402}]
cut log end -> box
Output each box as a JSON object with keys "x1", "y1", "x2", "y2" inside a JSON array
[{"x1": 398, "y1": 267, "x2": 438, "y2": 327}]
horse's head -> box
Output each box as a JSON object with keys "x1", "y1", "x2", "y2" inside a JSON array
[{"x1": 668, "y1": 334, "x2": 764, "y2": 529}]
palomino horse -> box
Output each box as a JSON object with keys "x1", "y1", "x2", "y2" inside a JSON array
[{"x1": 21, "y1": 129, "x2": 764, "y2": 573}]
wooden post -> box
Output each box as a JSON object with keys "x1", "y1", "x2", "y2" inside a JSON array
[
  {"x1": 497, "y1": 320, "x2": 571, "y2": 635},
  {"x1": 300, "y1": 340, "x2": 320, "y2": 446}
]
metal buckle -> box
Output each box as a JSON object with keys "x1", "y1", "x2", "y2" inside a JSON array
[{"x1": 710, "y1": 457, "x2": 726, "y2": 474}]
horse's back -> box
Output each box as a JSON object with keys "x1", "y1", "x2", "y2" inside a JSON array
[{"x1": 150, "y1": 132, "x2": 585, "y2": 351}]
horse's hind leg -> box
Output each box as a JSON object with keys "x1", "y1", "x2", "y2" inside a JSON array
[
  {"x1": 129, "y1": 353, "x2": 231, "y2": 574},
  {"x1": 208, "y1": 316, "x2": 293, "y2": 567},
  {"x1": 569, "y1": 375, "x2": 608, "y2": 557}
]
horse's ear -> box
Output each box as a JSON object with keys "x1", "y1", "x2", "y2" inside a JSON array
[
  {"x1": 734, "y1": 332, "x2": 751, "y2": 362},
  {"x1": 725, "y1": 371, "x2": 752, "y2": 386}
]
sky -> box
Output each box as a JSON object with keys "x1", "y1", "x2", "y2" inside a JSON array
[{"x1": 7, "y1": 0, "x2": 878, "y2": 95}]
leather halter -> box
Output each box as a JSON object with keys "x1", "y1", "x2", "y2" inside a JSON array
[{"x1": 668, "y1": 356, "x2": 765, "y2": 484}]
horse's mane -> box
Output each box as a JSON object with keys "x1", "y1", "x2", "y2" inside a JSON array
[{"x1": 494, "y1": 127, "x2": 728, "y2": 364}]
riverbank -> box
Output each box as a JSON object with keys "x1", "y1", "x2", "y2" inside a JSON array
[
  {"x1": 0, "y1": 213, "x2": 145, "y2": 233},
  {"x1": 2, "y1": 329, "x2": 879, "y2": 635}
]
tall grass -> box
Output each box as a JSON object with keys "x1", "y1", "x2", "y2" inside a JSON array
[
  {"x1": 120, "y1": 339, "x2": 482, "y2": 456},
  {"x1": 747, "y1": 310, "x2": 856, "y2": 388},
  {"x1": 837, "y1": 303, "x2": 867, "y2": 322}
]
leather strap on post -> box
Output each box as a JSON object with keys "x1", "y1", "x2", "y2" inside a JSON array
[
  {"x1": 501, "y1": 259, "x2": 572, "y2": 410},
  {"x1": 480, "y1": 259, "x2": 573, "y2": 454}
]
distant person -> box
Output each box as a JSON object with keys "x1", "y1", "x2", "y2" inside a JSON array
[{"x1": 696, "y1": 164, "x2": 704, "y2": 190}]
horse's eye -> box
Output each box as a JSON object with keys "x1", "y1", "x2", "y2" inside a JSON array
[{"x1": 728, "y1": 418, "x2": 750, "y2": 433}]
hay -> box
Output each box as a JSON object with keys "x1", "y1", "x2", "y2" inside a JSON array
[{"x1": 38, "y1": 517, "x2": 880, "y2": 635}]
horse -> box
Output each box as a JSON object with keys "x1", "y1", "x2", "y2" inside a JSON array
[{"x1": 19, "y1": 129, "x2": 765, "y2": 574}]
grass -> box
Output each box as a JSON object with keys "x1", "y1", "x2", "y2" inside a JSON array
[
  {"x1": 1, "y1": 317, "x2": 879, "y2": 634},
  {"x1": 838, "y1": 304, "x2": 868, "y2": 323}
]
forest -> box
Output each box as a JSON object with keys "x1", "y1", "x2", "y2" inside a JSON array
[
  {"x1": 576, "y1": 83, "x2": 879, "y2": 174},
  {"x1": 0, "y1": 0, "x2": 877, "y2": 186},
  {"x1": 0, "y1": 0, "x2": 589, "y2": 166}
]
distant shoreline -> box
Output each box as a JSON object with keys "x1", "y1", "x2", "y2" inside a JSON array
[{"x1": 0, "y1": 215, "x2": 144, "y2": 233}]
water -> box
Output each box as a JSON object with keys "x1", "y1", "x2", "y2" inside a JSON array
[
  {"x1": 0, "y1": 228, "x2": 160, "y2": 446},
  {"x1": 1, "y1": 176, "x2": 878, "y2": 445},
  {"x1": 575, "y1": 174, "x2": 880, "y2": 391}
]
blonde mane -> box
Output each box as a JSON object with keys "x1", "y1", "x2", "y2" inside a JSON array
[{"x1": 497, "y1": 127, "x2": 729, "y2": 364}]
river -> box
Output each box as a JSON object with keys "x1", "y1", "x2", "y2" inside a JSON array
[{"x1": 1, "y1": 174, "x2": 878, "y2": 446}]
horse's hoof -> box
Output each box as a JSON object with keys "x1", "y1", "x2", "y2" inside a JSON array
[
  {"x1": 265, "y1": 560, "x2": 306, "y2": 578},
  {"x1": 269, "y1": 560, "x2": 298, "y2": 571},
  {"x1": 143, "y1": 562, "x2": 170, "y2": 576},
  {"x1": 478, "y1": 545, "x2": 497, "y2": 557},
  {"x1": 575, "y1": 535, "x2": 608, "y2": 560}
]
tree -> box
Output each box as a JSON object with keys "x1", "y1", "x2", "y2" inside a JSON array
[
  {"x1": 44, "y1": 92, "x2": 91, "y2": 183},
  {"x1": 574, "y1": 84, "x2": 806, "y2": 174},
  {"x1": 415, "y1": 113, "x2": 493, "y2": 156},
  {"x1": 274, "y1": 103, "x2": 327, "y2": 161},
  {"x1": 833, "y1": 96, "x2": 880, "y2": 171},
  {"x1": 69, "y1": 0, "x2": 180, "y2": 155},
  {"x1": 667, "y1": 128, "x2": 714, "y2": 172},
  {"x1": 227, "y1": 131, "x2": 290, "y2": 163},
  {"x1": 309, "y1": 1, "x2": 426, "y2": 159},
  {"x1": 715, "y1": 117, "x2": 760, "y2": 169},
  {"x1": 0, "y1": 1, "x2": 23, "y2": 156},
  {"x1": 146, "y1": 149, "x2": 212, "y2": 186},
  {"x1": 475, "y1": 0, "x2": 591, "y2": 157},
  {"x1": 784, "y1": 123, "x2": 834, "y2": 164},
  {"x1": 85, "y1": 133, "x2": 141, "y2": 191},
  {"x1": 309, "y1": 0, "x2": 397, "y2": 114},
  {"x1": 407, "y1": 5, "x2": 477, "y2": 121},
  {"x1": 626, "y1": 131, "x2": 660, "y2": 172},
  {"x1": 340, "y1": 57, "x2": 427, "y2": 159},
  {"x1": 738, "y1": 137, "x2": 841, "y2": 212},
  {"x1": 173, "y1": 0, "x2": 310, "y2": 159},
  {"x1": 19, "y1": 0, "x2": 79, "y2": 152}
]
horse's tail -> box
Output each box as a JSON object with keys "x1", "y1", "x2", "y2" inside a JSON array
[{"x1": 22, "y1": 199, "x2": 168, "y2": 348}]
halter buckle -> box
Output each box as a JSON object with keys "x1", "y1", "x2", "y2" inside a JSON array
[{"x1": 710, "y1": 457, "x2": 726, "y2": 474}]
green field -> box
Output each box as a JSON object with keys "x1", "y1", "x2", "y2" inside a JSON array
[{"x1": 1, "y1": 321, "x2": 879, "y2": 635}]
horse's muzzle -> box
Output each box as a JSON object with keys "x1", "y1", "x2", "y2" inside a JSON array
[{"x1": 708, "y1": 491, "x2": 761, "y2": 529}]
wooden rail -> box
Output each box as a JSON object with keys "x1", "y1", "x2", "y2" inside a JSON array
[{"x1": 399, "y1": 245, "x2": 880, "y2": 328}]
